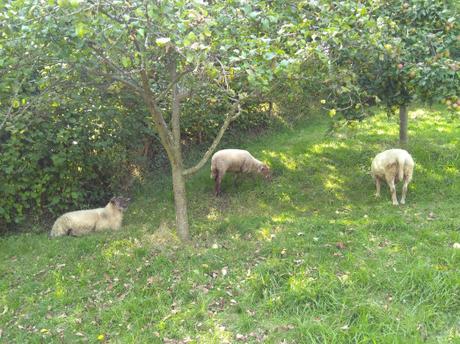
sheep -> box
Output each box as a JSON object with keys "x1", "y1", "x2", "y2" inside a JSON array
[
  {"x1": 371, "y1": 149, "x2": 415, "y2": 205},
  {"x1": 211, "y1": 149, "x2": 271, "y2": 196},
  {"x1": 50, "y1": 196, "x2": 131, "y2": 237}
]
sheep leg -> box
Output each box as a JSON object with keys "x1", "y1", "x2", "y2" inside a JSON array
[
  {"x1": 374, "y1": 177, "x2": 381, "y2": 197},
  {"x1": 214, "y1": 171, "x2": 223, "y2": 197},
  {"x1": 386, "y1": 177, "x2": 398, "y2": 206},
  {"x1": 67, "y1": 229, "x2": 81, "y2": 237},
  {"x1": 400, "y1": 178, "x2": 409, "y2": 204},
  {"x1": 233, "y1": 173, "x2": 241, "y2": 188}
]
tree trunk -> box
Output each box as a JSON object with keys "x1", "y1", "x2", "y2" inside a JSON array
[
  {"x1": 399, "y1": 104, "x2": 408, "y2": 146},
  {"x1": 171, "y1": 163, "x2": 190, "y2": 242}
]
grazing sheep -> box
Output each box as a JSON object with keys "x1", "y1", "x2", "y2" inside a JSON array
[
  {"x1": 50, "y1": 196, "x2": 131, "y2": 237},
  {"x1": 211, "y1": 149, "x2": 271, "y2": 196},
  {"x1": 371, "y1": 149, "x2": 414, "y2": 205}
]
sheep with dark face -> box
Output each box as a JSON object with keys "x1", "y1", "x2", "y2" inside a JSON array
[
  {"x1": 50, "y1": 196, "x2": 131, "y2": 237},
  {"x1": 211, "y1": 149, "x2": 271, "y2": 196},
  {"x1": 371, "y1": 149, "x2": 414, "y2": 205}
]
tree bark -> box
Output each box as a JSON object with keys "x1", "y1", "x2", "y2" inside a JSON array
[
  {"x1": 399, "y1": 104, "x2": 408, "y2": 146},
  {"x1": 168, "y1": 56, "x2": 190, "y2": 242},
  {"x1": 171, "y1": 162, "x2": 190, "y2": 242}
]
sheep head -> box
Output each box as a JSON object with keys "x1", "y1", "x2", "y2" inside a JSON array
[
  {"x1": 110, "y1": 196, "x2": 131, "y2": 211},
  {"x1": 258, "y1": 164, "x2": 272, "y2": 180}
]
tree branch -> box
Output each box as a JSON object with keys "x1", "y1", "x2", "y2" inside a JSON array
[
  {"x1": 138, "y1": 67, "x2": 176, "y2": 161},
  {"x1": 169, "y1": 55, "x2": 181, "y2": 146},
  {"x1": 182, "y1": 100, "x2": 242, "y2": 177},
  {"x1": 88, "y1": 67, "x2": 143, "y2": 93},
  {"x1": 155, "y1": 68, "x2": 191, "y2": 103},
  {"x1": 177, "y1": 89, "x2": 191, "y2": 102}
]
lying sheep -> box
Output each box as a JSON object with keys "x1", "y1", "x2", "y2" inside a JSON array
[
  {"x1": 371, "y1": 149, "x2": 414, "y2": 205},
  {"x1": 50, "y1": 196, "x2": 131, "y2": 237},
  {"x1": 211, "y1": 149, "x2": 271, "y2": 196}
]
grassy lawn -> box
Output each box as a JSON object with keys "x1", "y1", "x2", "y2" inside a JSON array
[{"x1": 1, "y1": 106, "x2": 459, "y2": 343}]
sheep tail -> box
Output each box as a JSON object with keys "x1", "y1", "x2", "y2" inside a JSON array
[{"x1": 397, "y1": 156, "x2": 405, "y2": 181}]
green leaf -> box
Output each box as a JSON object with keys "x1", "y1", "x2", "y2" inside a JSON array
[
  {"x1": 75, "y1": 22, "x2": 88, "y2": 38},
  {"x1": 57, "y1": 0, "x2": 69, "y2": 7},
  {"x1": 121, "y1": 57, "x2": 131, "y2": 68},
  {"x1": 69, "y1": 0, "x2": 80, "y2": 8},
  {"x1": 264, "y1": 52, "x2": 277, "y2": 61},
  {"x1": 183, "y1": 32, "x2": 197, "y2": 47}
]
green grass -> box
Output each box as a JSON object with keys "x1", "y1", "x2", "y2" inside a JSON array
[{"x1": 1, "y1": 106, "x2": 460, "y2": 343}]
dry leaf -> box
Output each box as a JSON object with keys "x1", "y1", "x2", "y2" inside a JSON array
[
  {"x1": 236, "y1": 333, "x2": 247, "y2": 341},
  {"x1": 336, "y1": 242, "x2": 346, "y2": 250}
]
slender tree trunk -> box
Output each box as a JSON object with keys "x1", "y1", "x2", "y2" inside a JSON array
[
  {"x1": 399, "y1": 104, "x2": 408, "y2": 146},
  {"x1": 171, "y1": 162, "x2": 190, "y2": 242}
]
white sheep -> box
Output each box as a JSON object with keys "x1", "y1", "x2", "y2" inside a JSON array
[
  {"x1": 50, "y1": 196, "x2": 130, "y2": 237},
  {"x1": 371, "y1": 149, "x2": 415, "y2": 205},
  {"x1": 210, "y1": 149, "x2": 271, "y2": 196}
]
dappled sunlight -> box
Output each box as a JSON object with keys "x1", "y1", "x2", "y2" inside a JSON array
[
  {"x1": 140, "y1": 222, "x2": 180, "y2": 248},
  {"x1": 53, "y1": 271, "x2": 66, "y2": 298},
  {"x1": 436, "y1": 126, "x2": 453, "y2": 134},
  {"x1": 206, "y1": 207, "x2": 221, "y2": 221},
  {"x1": 444, "y1": 166, "x2": 459, "y2": 176},
  {"x1": 257, "y1": 227, "x2": 275, "y2": 241},
  {"x1": 265, "y1": 150, "x2": 298, "y2": 170},
  {"x1": 101, "y1": 238, "x2": 140, "y2": 261},
  {"x1": 367, "y1": 124, "x2": 399, "y2": 137},
  {"x1": 196, "y1": 322, "x2": 233, "y2": 343},
  {"x1": 256, "y1": 224, "x2": 285, "y2": 241},
  {"x1": 288, "y1": 273, "x2": 316, "y2": 294},
  {"x1": 309, "y1": 141, "x2": 350, "y2": 154},
  {"x1": 323, "y1": 174, "x2": 346, "y2": 201},
  {"x1": 410, "y1": 108, "x2": 429, "y2": 119},
  {"x1": 414, "y1": 163, "x2": 445, "y2": 182},
  {"x1": 271, "y1": 214, "x2": 295, "y2": 224},
  {"x1": 278, "y1": 192, "x2": 292, "y2": 203}
]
